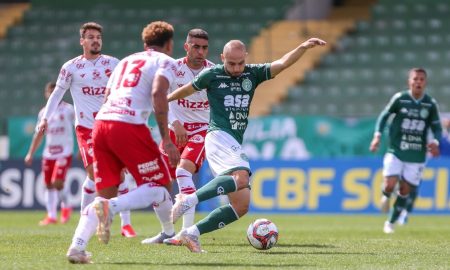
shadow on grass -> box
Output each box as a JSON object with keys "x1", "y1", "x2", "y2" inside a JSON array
[
  {"x1": 206, "y1": 242, "x2": 336, "y2": 249},
  {"x1": 102, "y1": 262, "x2": 315, "y2": 268}
]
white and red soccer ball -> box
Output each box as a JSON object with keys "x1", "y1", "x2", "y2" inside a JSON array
[{"x1": 247, "y1": 218, "x2": 279, "y2": 250}]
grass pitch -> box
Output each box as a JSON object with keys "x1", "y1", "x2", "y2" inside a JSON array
[{"x1": 0, "y1": 211, "x2": 449, "y2": 269}]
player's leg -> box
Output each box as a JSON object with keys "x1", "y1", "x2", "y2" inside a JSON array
[
  {"x1": 380, "y1": 153, "x2": 401, "y2": 213},
  {"x1": 66, "y1": 121, "x2": 121, "y2": 263},
  {"x1": 81, "y1": 165, "x2": 96, "y2": 211},
  {"x1": 118, "y1": 170, "x2": 136, "y2": 238},
  {"x1": 76, "y1": 126, "x2": 97, "y2": 212},
  {"x1": 95, "y1": 122, "x2": 174, "y2": 243},
  {"x1": 176, "y1": 131, "x2": 207, "y2": 230},
  {"x1": 141, "y1": 184, "x2": 175, "y2": 244},
  {"x1": 53, "y1": 156, "x2": 72, "y2": 224},
  {"x1": 180, "y1": 180, "x2": 250, "y2": 253},
  {"x1": 389, "y1": 162, "x2": 423, "y2": 224},
  {"x1": 177, "y1": 164, "x2": 197, "y2": 228},
  {"x1": 384, "y1": 162, "x2": 423, "y2": 233},
  {"x1": 172, "y1": 130, "x2": 249, "y2": 223},
  {"x1": 39, "y1": 159, "x2": 58, "y2": 225}
]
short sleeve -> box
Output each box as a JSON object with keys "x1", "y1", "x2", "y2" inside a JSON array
[
  {"x1": 192, "y1": 68, "x2": 212, "y2": 91},
  {"x1": 55, "y1": 61, "x2": 73, "y2": 91},
  {"x1": 249, "y1": 63, "x2": 271, "y2": 85},
  {"x1": 155, "y1": 56, "x2": 178, "y2": 85}
]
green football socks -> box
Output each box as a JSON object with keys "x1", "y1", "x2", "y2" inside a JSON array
[
  {"x1": 196, "y1": 204, "x2": 239, "y2": 235},
  {"x1": 406, "y1": 188, "x2": 418, "y2": 212},
  {"x1": 196, "y1": 175, "x2": 237, "y2": 202},
  {"x1": 389, "y1": 194, "x2": 408, "y2": 223}
]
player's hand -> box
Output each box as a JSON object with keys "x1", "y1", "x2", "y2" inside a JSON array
[
  {"x1": 369, "y1": 136, "x2": 380, "y2": 152},
  {"x1": 24, "y1": 153, "x2": 33, "y2": 166},
  {"x1": 163, "y1": 140, "x2": 180, "y2": 167},
  {"x1": 37, "y1": 119, "x2": 48, "y2": 134},
  {"x1": 300, "y1": 38, "x2": 327, "y2": 49},
  {"x1": 428, "y1": 140, "x2": 440, "y2": 157},
  {"x1": 172, "y1": 121, "x2": 188, "y2": 147}
]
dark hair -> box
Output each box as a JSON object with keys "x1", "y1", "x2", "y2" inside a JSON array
[
  {"x1": 187, "y1": 28, "x2": 209, "y2": 41},
  {"x1": 409, "y1": 68, "x2": 427, "y2": 78},
  {"x1": 142, "y1": 21, "x2": 174, "y2": 47},
  {"x1": 79, "y1": 22, "x2": 103, "y2": 38}
]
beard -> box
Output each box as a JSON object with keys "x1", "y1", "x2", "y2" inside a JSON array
[{"x1": 90, "y1": 48, "x2": 101, "y2": 55}]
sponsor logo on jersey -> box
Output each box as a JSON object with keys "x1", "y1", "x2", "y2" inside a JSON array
[
  {"x1": 242, "y1": 78, "x2": 252, "y2": 92},
  {"x1": 76, "y1": 63, "x2": 85, "y2": 69},
  {"x1": 142, "y1": 172, "x2": 164, "y2": 182},
  {"x1": 82, "y1": 86, "x2": 106, "y2": 96},
  {"x1": 138, "y1": 159, "x2": 160, "y2": 174},
  {"x1": 177, "y1": 99, "x2": 209, "y2": 109},
  {"x1": 218, "y1": 82, "x2": 229, "y2": 89},
  {"x1": 176, "y1": 71, "x2": 186, "y2": 77},
  {"x1": 216, "y1": 75, "x2": 230, "y2": 79}
]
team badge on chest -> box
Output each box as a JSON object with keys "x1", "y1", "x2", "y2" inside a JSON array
[{"x1": 242, "y1": 78, "x2": 252, "y2": 92}]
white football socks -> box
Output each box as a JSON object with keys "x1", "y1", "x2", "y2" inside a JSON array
[
  {"x1": 118, "y1": 180, "x2": 131, "y2": 227},
  {"x1": 45, "y1": 189, "x2": 58, "y2": 219},
  {"x1": 176, "y1": 168, "x2": 196, "y2": 229},
  {"x1": 80, "y1": 177, "x2": 96, "y2": 212},
  {"x1": 153, "y1": 196, "x2": 174, "y2": 235},
  {"x1": 59, "y1": 188, "x2": 69, "y2": 209},
  {"x1": 69, "y1": 204, "x2": 97, "y2": 251}
]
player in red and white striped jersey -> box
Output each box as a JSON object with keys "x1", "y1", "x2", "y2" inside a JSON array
[
  {"x1": 37, "y1": 22, "x2": 136, "y2": 237},
  {"x1": 141, "y1": 29, "x2": 214, "y2": 245},
  {"x1": 66, "y1": 21, "x2": 180, "y2": 264},
  {"x1": 25, "y1": 82, "x2": 75, "y2": 226}
]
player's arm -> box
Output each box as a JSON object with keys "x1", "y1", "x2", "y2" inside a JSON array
[
  {"x1": 37, "y1": 85, "x2": 66, "y2": 134},
  {"x1": 369, "y1": 95, "x2": 398, "y2": 152},
  {"x1": 152, "y1": 74, "x2": 180, "y2": 167},
  {"x1": 24, "y1": 129, "x2": 45, "y2": 166},
  {"x1": 167, "y1": 83, "x2": 196, "y2": 102},
  {"x1": 428, "y1": 100, "x2": 443, "y2": 157},
  {"x1": 103, "y1": 88, "x2": 111, "y2": 103},
  {"x1": 270, "y1": 38, "x2": 326, "y2": 78}
]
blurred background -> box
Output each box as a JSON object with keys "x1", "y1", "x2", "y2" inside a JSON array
[{"x1": 0, "y1": 0, "x2": 449, "y2": 213}]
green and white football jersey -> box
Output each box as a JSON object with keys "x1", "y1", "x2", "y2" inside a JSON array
[
  {"x1": 375, "y1": 90, "x2": 442, "y2": 163},
  {"x1": 192, "y1": 64, "x2": 271, "y2": 144}
]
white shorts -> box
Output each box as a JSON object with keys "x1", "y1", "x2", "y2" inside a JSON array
[
  {"x1": 383, "y1": 152, "x2": 425, "y2": 186},
  {"x1": 205, "y1": 130, "x2": 251, "y2": 177}
]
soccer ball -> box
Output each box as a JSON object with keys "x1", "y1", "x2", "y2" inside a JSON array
[{"x1": 246, "y1": 218, "x2": 279, "y2": 250}]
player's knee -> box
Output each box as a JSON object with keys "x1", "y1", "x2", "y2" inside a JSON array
[
  {"x1": 234, "y1": 203, "x2": 249, "y2": 217},
  {"x1": 53, "y1": 180, "x2": 64, "y2": 190}
]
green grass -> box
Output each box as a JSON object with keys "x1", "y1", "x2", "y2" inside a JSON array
[{"x1": 0, "y1": 211, "x2": 449, "y2": 269}]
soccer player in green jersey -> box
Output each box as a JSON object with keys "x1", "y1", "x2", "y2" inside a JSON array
[
  {"x1": 369, "y1": 68, "x2": 442, "y2": 234},
  {"x1": 167, "y1": 38, "x2": 326, "y2": 252}
]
